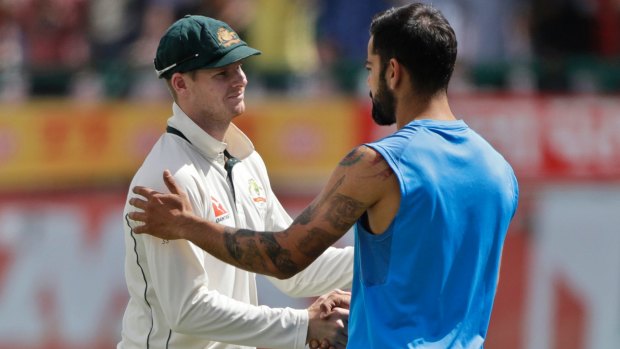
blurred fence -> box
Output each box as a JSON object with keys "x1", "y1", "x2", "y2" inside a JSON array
[{"x1": 0, "y1": 94, "x2": 618, "y2": 348}]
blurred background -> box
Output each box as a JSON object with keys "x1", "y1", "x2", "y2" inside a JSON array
[{"x1": 0, "y1": 0, "x2": 619, "y2": 348}]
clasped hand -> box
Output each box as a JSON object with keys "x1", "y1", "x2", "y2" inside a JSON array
[{"x1": 307, "y1": 289, "x2": 351, "y2": 349}]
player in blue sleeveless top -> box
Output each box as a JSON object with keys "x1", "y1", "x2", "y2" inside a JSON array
[
  {"x1": 350, "y1": 117, "x2": 518, "y2": 348},
  {"x1": 127, "y1": 3, "x2": 519, "y2": 348}
]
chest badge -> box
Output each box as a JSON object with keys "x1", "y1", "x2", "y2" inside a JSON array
[
  {"x1": 211, "y1": 196, "x2": 231, "y2": 223},
  {"x1": 248, "y1": 179, "x2": 266, "y2": 207}
]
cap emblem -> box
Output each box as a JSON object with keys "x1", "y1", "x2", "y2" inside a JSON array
[{"x1": 217, "y1": 27, "x2": 241, "y2": 47}]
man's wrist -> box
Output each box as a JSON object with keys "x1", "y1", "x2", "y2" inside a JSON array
[{"x1": 178, "y1": 213, "x2": 198, "y2": 240}]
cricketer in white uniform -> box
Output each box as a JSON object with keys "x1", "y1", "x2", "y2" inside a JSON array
[{"x1": 118, "y1": 15, "x2": 353, "y2": 349}]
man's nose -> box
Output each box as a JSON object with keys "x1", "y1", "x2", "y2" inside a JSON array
[{"x1": 233, "y1": 68, "x2": 247, "y2": 87}]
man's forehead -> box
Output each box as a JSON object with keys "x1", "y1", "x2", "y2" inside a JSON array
[
  {"x1": 367, "y1": 36, "x2": 379, "y2": 58},
  {"x1": 207, "y1": 60, "x2": 244, "y2": 71},
  {"x1": 366, "y1": 46, "x2": 379, "y2": 64},
  {"x1": 368, "y1": 35, "x2": 375, "y2": 50}
]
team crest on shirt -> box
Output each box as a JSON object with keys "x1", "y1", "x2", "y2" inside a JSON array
[
  {"x1": 248, "y1": 179, "x2": 266, "y2": 208},
  {"x1": 211, "y1": 196, "x2": 231, "y2": 223}
]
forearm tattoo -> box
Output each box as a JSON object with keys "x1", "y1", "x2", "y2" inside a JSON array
[
  {"x1": 296, "y1": 227, "x2": 338, "y2": 259},
  {"x1": 295, "y1": 176, "x2": 344, "y2": 226},
  {"x1": 224, "y1": 228, "x2": 266, "y2": 270},
  {"x1": 224, "y1": 227, "x2": 299, "y2": 275},
  {"x1": 295, "y1": 175, "x2": 363, "y2": 231},
  {"x1": 223, "y1": 151, "x2": 370, "y2": 274},
  {"x1": 325, "y1": 193, "x2": 366, "y2": 230},
  {"x1": 295, "y1": 203, "x2": 316, "y2": 225},
  {"x1": 258, "y1": 234, "x2": 299, "y2": 275}
]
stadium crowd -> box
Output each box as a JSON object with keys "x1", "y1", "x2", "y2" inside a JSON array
[{"x1": 0, "y1": 0, "x2": 617, "y2": 102}]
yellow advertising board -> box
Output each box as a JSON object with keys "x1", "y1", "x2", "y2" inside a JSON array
[
  {"x1": 0, "y1": 99, "x2": 363, "y2": 192},
  {"x1": 0, "y1": 101, "x2": 170, "y2": 190},
  {"x1": 242, "y1": 98, "x2": 362, "y2": 191}
]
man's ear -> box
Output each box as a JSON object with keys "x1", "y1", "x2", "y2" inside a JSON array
[
  {"x1": 386, "y1": 58, "x2": 401, "y2": 90},
  {"x1": 170, "y1": 73, "x2": 188, "y2": 95}
]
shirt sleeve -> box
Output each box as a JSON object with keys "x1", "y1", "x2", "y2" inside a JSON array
[{"x1": 140, "y1": 236, "x2": 308, "y2": 349}]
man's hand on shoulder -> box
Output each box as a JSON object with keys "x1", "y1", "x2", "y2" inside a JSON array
[{"x1": 128, "y1": 169, "x2": 195, "y2": 240}]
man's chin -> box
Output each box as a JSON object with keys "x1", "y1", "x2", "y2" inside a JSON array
[
  {"x1": 373, "y1": 118, "x2": 395, "y2": 126},
  {"x1": 371, "y1": 111, "x2": 396, "y2": 126},
  {"x1": 231, "y1": 102, "x2": 246, "y2": 118}
]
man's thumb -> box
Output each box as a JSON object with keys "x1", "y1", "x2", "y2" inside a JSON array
[{"x1": 163, "y1": 170, "x2": 181, "y2": 194}]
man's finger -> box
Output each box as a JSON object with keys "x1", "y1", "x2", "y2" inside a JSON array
[
  {"x1": 333, "y1": 307, "x2": 350, "y2": 328},
  {"x1": 320, "y1": 308, "x2": 334, "y2": 319},
  {"x1": 320, "y1": 301, "x2": 333, "y2": 316},
  {"x1": 327, "y1": 327, "x2": 348, "y2": 348},
  {"x1": 163, "y1": 170, "x2": 183, "y2": 195},
  {"x1": 132, "y1": 224, "x2": 147, "y2": 234},
  {"x1": 128, "y1": 211, "x2": 147, "y2": 223},
  {"x1": 332, "y1": 332, "x2": 348, "y2": 348},
  {"x1": 133, "y1": 186, "x2": 157, "y2": 198},
  {"x1": 129, "y1": 197, "x2": 148, "y2": 210}
]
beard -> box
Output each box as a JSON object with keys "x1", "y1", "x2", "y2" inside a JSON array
[{"x1": 370, "y1": 78, "x2": 396, "y2": 126}]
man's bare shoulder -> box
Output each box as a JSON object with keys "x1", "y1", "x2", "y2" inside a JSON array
[
  {"x1": 338, "y1": 146, "x2": 392, "y2": 176},
  {"x1": 336, "y1": 146, "x2": 399, "y2": 234}
]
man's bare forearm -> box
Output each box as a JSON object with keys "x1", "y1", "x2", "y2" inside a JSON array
[
  {"x1": 197, "y1": 176, "x2": 364, "y2": 278},
  {"x1": 223, "y1": 227, "x2": 303, "y2": 278},
  {"x1": 179, "y1": 214, "x2": 309, "y2": 279}
]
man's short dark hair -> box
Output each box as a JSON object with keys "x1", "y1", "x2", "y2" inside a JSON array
[{"x1": 370, "y1": 3, "x2": 457, "y2": 97}]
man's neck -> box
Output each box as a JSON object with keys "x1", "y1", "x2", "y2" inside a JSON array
[
  {"x1": 177, "y1": 103, "x2": 231, "y2": 142},
  {"x1": 191, "y1": 117, "x2": 230, "y2": 142},
  {"x1": 395, "y1": 92, "x2": 456, "y2": 129}
]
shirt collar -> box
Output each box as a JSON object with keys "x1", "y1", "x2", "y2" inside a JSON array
[{"x1": 167, "y1": 102, "x2": 254, "y2": 160}]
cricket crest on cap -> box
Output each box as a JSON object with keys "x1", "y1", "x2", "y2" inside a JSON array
[{"x1": 217, "y1": 27, "x2": 241, "y2": 47}]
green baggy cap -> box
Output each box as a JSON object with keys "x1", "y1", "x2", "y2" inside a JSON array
[{"x1": 154, "y1": 15, "x2": 261, "y2": 79}]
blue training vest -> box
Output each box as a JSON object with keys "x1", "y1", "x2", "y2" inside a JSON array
[{"x1": 349, "y1": 119, "x2": 518, "y2": 349}]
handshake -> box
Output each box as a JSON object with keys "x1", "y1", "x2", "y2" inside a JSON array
[{"x1": 306, "y1": 289, "x2": 351, "y2": 349}]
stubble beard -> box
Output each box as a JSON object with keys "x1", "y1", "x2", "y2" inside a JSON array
[{"x1": 370, "y1": 77, "x2": 396, "y2": 126}]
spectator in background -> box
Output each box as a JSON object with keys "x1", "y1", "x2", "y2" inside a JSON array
[
  {"x1": 15, "y1": 0, "x2": 90, "y2": 96},
  {"x1": 127, "y1": 4, "x2": 175, "y2": 101},
  {"x1": 0, "y1": 2, "x2": 27, "y2": 101},
  {"x1": 406, "y1": 0, "x2": 532, "y2": 92},
  {"x1": 190, "y1": 0, "x2": 255, "y2": 38},
  {"x1": 87, "y1": 0, "x2": 146, "y2": 98},
  {"x1": 244, "y1": 0, "x2": 320, "y2": 94},
  {"x1": 530, "y1": 0, "x2": 597, "y2": 91},
  {"x1": 316, "y1": 0, "x2": 391, "y2": 95}
]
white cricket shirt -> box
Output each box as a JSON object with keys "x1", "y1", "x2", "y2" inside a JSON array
[{"x1": 118, "y1": 103, "x2": 353, "y2": 349}]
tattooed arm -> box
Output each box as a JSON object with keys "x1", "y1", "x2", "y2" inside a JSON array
[{"x1": 129, "y1": 145, "x2": 399, "y2": 279}]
